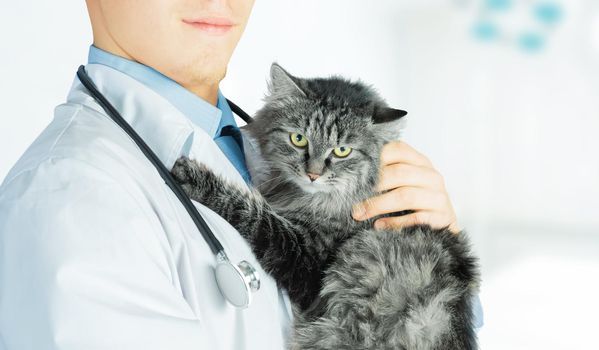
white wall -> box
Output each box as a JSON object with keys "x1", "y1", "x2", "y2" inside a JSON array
[{"x1": 1, "y1": 1, "x2": 598, "y2": 348}]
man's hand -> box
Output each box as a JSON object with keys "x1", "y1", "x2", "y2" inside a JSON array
[{"x1": 351, "y1": 141, "x2": 460, "y2": 233}]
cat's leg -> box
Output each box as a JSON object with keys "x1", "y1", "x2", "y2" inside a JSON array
[
  {"x1": 171, "y1": 156, "x2": 339, "y2": 311},
  {"x1": 291, "y1": 225, "x2": 480, "y2": 350}
]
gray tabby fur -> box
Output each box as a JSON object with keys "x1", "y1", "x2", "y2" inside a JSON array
[{"x1": 171, "y1": 63, "x2": 481, "y2": 349}]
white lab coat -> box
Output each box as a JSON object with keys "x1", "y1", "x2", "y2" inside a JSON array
[{"x1": 0, "y1": 64, "x2": 293, "y2": 350}]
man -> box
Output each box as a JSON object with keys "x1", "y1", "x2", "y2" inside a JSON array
[{"x1": 0, "y1": 1, "x2": 482, "y2": 349}]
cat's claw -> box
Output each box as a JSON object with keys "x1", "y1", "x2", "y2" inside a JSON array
[
  {"x1": 171, "y1": 156, "x2": 221, "y2": 201},
  {"x1": 171, "y1": 156, "x2": 199, "y2": 186}
]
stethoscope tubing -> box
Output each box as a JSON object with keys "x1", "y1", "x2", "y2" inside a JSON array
[{"x1": 76, "y1": 65, "x2": 228, "y2": 256}]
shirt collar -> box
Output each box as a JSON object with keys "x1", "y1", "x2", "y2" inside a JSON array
[
  {"x1": 87, "y1": 45, "x2": 235, "y2": 138},
  {"x1": 215, "y1": 88, "x2": 238, "y2": 134}
]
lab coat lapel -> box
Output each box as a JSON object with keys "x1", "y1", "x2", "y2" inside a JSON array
[{"x1": 66, "y1": 63, "x2": 248, "y2": 190}]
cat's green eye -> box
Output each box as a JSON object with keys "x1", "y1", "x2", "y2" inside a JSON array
[
  {"x1": 333, "y1": 146, "x2": 352, "y2": 158},
  {"x1": 290, "y1": 132, "x2": 308, "y2": 147}
]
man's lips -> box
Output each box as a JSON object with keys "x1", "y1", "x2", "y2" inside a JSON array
[{"x1": 183, "y1": 17, "x2": 235, "y2": 35}]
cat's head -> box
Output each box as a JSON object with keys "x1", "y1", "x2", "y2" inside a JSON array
[{"x1": 242, "y1": 62, "x2": 407, "y2": 207}]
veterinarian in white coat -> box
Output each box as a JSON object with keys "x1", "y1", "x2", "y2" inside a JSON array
[
  {"x1": 0, "y1": 1, "x2": 296, "y2": 347},
  {"x1": 0, "y1": 56, "x2": 296, "y2": 348}
]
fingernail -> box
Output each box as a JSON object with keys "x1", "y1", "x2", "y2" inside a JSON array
[
  {"x1": 375, "y1": 220, "x2": 387, "y2": 230},
  {"x1": 352, "y1": 203, "x2": 366, "y2": 220}
]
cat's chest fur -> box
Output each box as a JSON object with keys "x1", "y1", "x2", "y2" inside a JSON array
[{"x1": 269, "y1": 191, "x2": 371, "y2": 237}]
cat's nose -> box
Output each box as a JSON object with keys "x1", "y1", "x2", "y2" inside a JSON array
[{"x1": 307, "y1": 173, "x2": 320, "y2": 182}]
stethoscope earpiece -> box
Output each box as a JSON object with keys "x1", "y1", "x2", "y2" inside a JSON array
[{"x1": 76, "y1": 65, "x2": 260, "y2": 309}]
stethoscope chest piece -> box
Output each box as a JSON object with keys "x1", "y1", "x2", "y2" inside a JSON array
[{"x1": 215, "y1": 252, "x2": 261, "y2": 308}]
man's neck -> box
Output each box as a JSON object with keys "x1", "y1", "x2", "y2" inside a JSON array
[
  {"x1": 91, "y1": 40, "x2": 219, "y2": 106},
  {"x1": 185, "y1": 83, "x2": 219, "y2": 106}
]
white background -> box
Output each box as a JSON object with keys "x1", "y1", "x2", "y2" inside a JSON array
[{"x1": 1, "y1": 1, "x2": 598, "y2": 349}]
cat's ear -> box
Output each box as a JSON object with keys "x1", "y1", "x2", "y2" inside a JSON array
[
  {"x1": 371, "y1": 106, "x2": 408, "y2": 124},
  {"x1": 267, "y1": 62, "x2": 307, "y2": 99}
]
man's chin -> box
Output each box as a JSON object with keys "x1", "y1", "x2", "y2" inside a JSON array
[
  {"x1": 170, "y1": 57, "x2": 227, "y2": 85},
  {"x1": 187, "y1": 67, "x2": 226, "y2": 86}
]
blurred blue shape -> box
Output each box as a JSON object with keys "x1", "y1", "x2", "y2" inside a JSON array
[
  {"x1": 484, "y1": 0, "x2": 513, "y2": 11},
  {"x1": 534, "y1": 2, "x2": 563, "y2": 25},
  {"x1": 518, "y1": 32, "x2": 545, "y2": 51},
  {"x1": 472, "y1": 20, "x2": 500, "y2": 41}
]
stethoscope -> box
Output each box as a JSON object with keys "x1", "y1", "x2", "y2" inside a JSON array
[{"x1": 76, "y1": 65, "x2": 260, "y2": 309}]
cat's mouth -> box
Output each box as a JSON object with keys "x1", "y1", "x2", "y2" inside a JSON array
[{"x1": 294, "y1": 175, "x2": 332, "y2": 194}]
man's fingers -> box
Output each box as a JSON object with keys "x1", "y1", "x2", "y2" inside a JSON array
[
  {"x1": 373, "y1": 211, "x2": 459, "y2": 233},
  {"x1": 373, "y1": 211, "x2": 432, "y2": 230},
  {"x1": 380, "y1": 141, "x2": 433, "y2": 168},
  {"x1": 376, "y1": 163, "x2": 445, "y2": 192},
  {"x1": 352, "y1": 187, "x2": 446, "y2": 220}
]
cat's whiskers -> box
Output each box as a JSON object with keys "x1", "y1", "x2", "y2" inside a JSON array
[
  {"x1": 257, "y1": 178, "x2": 285, "y2": 194},
  {"x1": 256, "y1": 175, "x2": 289, "y2": 197}
]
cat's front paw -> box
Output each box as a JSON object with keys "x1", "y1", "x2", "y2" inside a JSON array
[{"x1": 171, "y1": 156, "x2": 219, "y2": 201}]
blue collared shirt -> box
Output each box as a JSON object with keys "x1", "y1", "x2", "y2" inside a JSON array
[{"x1": 87, "y1": 45, "x2": 251, "y2": 184}]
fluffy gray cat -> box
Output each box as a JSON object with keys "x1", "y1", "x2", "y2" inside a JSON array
[{"x1": 171, "y1": 63, "x2": 481, "y2": 349}]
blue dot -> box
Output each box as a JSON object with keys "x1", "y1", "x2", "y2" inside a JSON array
[
  {"x1": 518, "y1": 32, "x2": 545, "y2": 51},
  {"x1": 534, "y1": 2, "x2": 563, "y2": 25},
  {"x1": 485, "y1": 0, "x2": 513, "y2": 11},
  {"x1": 472, "y1": 21, "x2": 500, "y2": 41}
]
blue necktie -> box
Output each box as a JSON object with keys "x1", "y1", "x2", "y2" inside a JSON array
[{"x1": 213, "y1": 125, "x2": 252, "y2": 184}]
